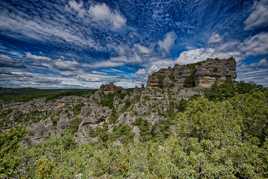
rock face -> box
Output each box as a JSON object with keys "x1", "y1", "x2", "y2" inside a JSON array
[
  {"x1": 100, "y1": 83, "x2": 122, "y2": 94},
  {"x1": 147, "y1": 57, "x2": 236, "y2": 89},
  {"x1": 75, "y1": 103, "x2": 112, "y2": 144}
]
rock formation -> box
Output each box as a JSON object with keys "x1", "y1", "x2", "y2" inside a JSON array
[
  {"x1": 147, "y1": 57, "x2": 236, "y2": 89},
  {"x1": 100, "y1": 83, "x2": 122, "y2": 94},
  {"x1": 0, "y1": 57, "x2": 238, "y2": 145}
]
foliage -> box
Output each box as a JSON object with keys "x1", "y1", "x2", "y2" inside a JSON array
[
  {"x1": 1, "y1": 82, "x2": 268, "y2": 178},
  {"x1": 68, "y1": 117, "x2": 81, "y2": 134},
  {"x1": 110, "y1": 124, "x2": 134, "y2": 143},
  {"x1": 0, "y1": 88, "x2": 95, "y2": 102},
  {"x1": 73, "y1": 103, "x2": 84, "y2": 116},
  {"x1": 35, "y1": 157, "x2": 55, "y2": 179},
  {"x1": 134, "y1": 118, "x2": 153, "y2": 142},
  {"x1": 230, "y1": 91, "x2": 268, "y2": 145},
  {"x1": 100, "y1": 93, "x2": 116, "y2": 108},
  {"x1": 205, "y1": 81, "x2": 265, "y2": 101},
  {"x1": 0, "y1": 127, "x2": 26, "y2": 177},
  {"x1": 100, "y1": 90, "x2": 128, "y2": 109}
]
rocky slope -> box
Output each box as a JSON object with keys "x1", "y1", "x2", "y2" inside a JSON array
[{"x1": 0, "y1": 58, "x2": 236, "y2": 145}]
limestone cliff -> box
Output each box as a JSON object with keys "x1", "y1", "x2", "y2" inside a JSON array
[{"x1": 147, "y1": 57, "x2": 236, "y2": 89}]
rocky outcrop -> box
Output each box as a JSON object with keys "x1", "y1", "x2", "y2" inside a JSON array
[
  {"x1": 75, "y1": 103, "x2": 112, "y2": 144},
  {"x1": 147, "y1": 57, "x2": 236, "y2": 89},
  {"x1": 0, "y1": 57, "x2": 239, "y2": 145},
  {"x1": 100, "y1": 83, "x2": 122, "y2": 94}
]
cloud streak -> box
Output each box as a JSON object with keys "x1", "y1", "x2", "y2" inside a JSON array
[
  {"x1": 0, "y1": 15, "x2": 95, "y2": 48},
  {"x1": 244, "y1": 0, "x2": 268, "y2": 30}
]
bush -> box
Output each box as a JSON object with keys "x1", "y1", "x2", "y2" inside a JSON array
[
  {"x1": 205, "y1": 81, "x2": 265, "y2": 101},
  {"x1": 0, "y1": 127, "x2": 26, "y2": 177}
]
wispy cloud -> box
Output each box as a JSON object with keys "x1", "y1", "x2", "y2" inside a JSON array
[
  {"x1": 0, "y1": 54, "x2": 25, "y2": 68},
  {"x1": 0, "y1": 14, "x2": 96, "y2": 48},
  {"x1": 158, "y1": 32, "x2": 177, "y2": 53},
  {"x1": 88, "y1": 3, "x2": 126, "y2": 29},
  {"x1": 25, "y1": 52, "x2": 51, "y2": 61},
  {"x1": 66, "y1": 1, "x2": 126, "y2": 30},
  {"x1": 53, "y1": 58, "x2": 80, "y2": 71},
  {"x1": 237, "y1": 58, "x2": 268, "y2": 86},
  {"x1": 177, "y1": 31, "x2": 268, "y2": 65},
  {"x1": 134, "y1": 44, "x2": 152, "y2": 55},
  {"x1": 208, "y1": 33, "x2": 222, "y2": 44},
  {"x1": 67, "y1": 0, "x2": 86, "y2": 17},
  {"x1": 242, "y1": 32, "x2": 268, "y2": 55},
  {"x1": 244, "y1": 0, "x2": 268, "y2": 30},
  {"x1": 0, "y1": 53, "x2": 145, "y2": 88},
  {"x1": 176, "y1": 48, "x2": 238, "y2": 65}
]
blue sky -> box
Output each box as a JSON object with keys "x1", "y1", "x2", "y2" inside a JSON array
[{"x1": 0, "y1": 0, "x2": 267, "y2": 88}]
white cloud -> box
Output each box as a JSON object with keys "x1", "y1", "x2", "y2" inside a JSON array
[
  {"x1": 85, "y1": 53, "x2": 144, "y2": 69},
  {"x1": 86, "y1": 60, "x2": 124, "y2": 69},
  {"x1": 158, "y1": 32, "x2": 177, "y2": 53},
  {"x1": 88, "y1": 3, "x2": 126, "y2": 29},
  {"x1": 240, "y1": 58, "x2": 268, "y2": 69},
  {"x1": 0, "y1": 54, "x2": 12, "y2": 61},
  {"x1": 0, "y1": 54, "x2": 21, "y2": 67},
  {"x1": 244, "y1": 0, "x2": 268, "y2": 30},
  {"x1": 66, "y1": 1, "x2": 126, "y2": 30},
  {"x1": 115, "y1": 54, "x2": 143, "y2": 64},
  {"x1": 115, "y1": 79, "x2": 144, "y2": 88},
  {"x1": 176, "y1": 48, "x2": 236, "y2": 65},
  {"x1": 0, "y1": 53, "x2": 148, "y2": 88},
  {"x1": 77, "y1": 71, "x2": 115, "y2": 82},
  {"x1": 25, "y1": 52, "x2": 51, "y2": 61},
  {"x1": 242, "y1": 32, "x2": 268, "y2": 55},
  {"x1": 237, "y1": 59, "x2": 268, "y2": 86},
  {"x1": 135, "y1": 68, "x2": 146, "y2": 76},
  {"x1": 208, "y1": 32, "x2": 222, "y2": 44},
  {"x1": 53, "y1": 58, "x2": 80, "y2": 71},
  {"x1": 89, "y1": 3, "x2": 111, "y2": 20},
  {"x1": 67, "y1": 0, "x2": 86, "y2": 17},
  {"x1": 176, "y1": 31, "x2": 268, "y2": 65},
  {"x1": 134, "y1": 44, "x2": 151, "y2": 55},
  {"x1": 147, "y1": 58, "x2": 174, "y2": 74},
  {"x1": 259, "y1": 58, "x2": 268, "y2": 66},
  {"x1": 25, "y1": 53, "x2": 82, "y2": 71},
  {"x1": 0, "y1": 15, "x2": 95, "y2": 48}
]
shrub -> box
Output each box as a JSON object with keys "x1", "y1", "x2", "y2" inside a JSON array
[{"x1": 0, "y1": 127, "x2": 26, "y2": 177}]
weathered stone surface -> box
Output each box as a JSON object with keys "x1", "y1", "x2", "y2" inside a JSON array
[
  {"x1": 25, "y1": 119, "x2": 55, "y2": 145},
  {"x1": 100, "y1": 83, "x2": 122, "y2": 94},
  {"x1": 75, "y1": 103, "x2": 112, "y2": 144},
  {"x1": 56, "y1": 110, "x2": 74, "y2": 132},
  {"x1": 147, "y1": 57, "x2": 236, "y2": 89}
]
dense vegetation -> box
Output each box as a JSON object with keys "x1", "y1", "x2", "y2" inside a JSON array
[
  {"x1": 0, "y1": 88, "x2": 95, "y2": 102},
  {"x1": 0, "y1": 82, "x2": 268, "y2": 178}
]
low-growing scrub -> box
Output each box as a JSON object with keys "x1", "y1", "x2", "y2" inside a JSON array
[{"x1": 0, "y1": 83, "x2": 268, "y2": 178}]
